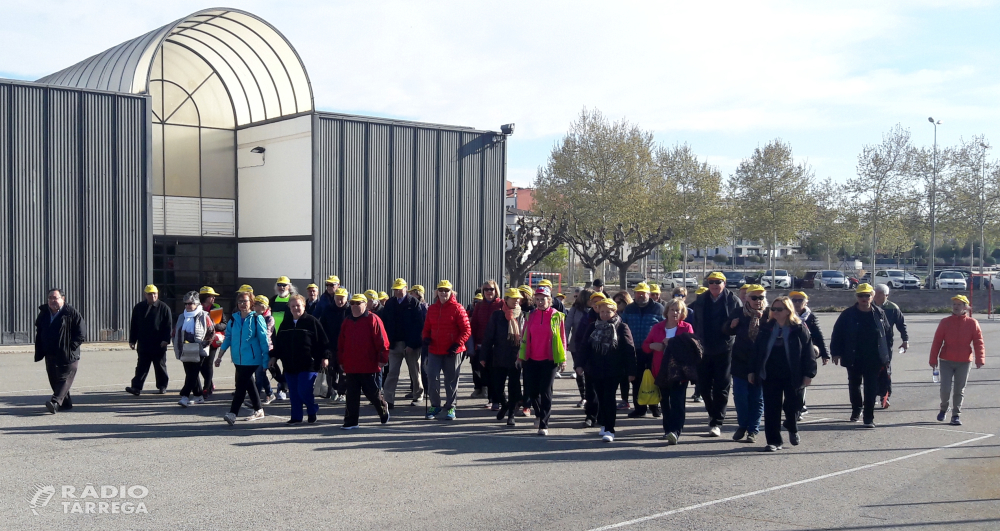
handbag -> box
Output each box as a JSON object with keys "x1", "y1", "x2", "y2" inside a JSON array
[
  {"x1": 637, "y1": 369, "x2": 661, "y2": 406},
  {"x1": 313, "y1": 367, "x2": 329, "y2": 397},
  {"x1": 180, "y1": 342, "x2": 203, "y2": 363}
]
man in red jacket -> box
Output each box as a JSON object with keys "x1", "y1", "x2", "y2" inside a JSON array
[{"x1": 338, "y1": 293, "x2": 391, "y2": 429}]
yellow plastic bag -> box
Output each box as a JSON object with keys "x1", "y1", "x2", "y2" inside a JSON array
[{"x1": 637, "y1": 369, "x2": 661, "y2": 406}]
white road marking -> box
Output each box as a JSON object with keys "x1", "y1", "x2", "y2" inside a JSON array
[
  {"x1": 899, "y1": 425, "x2": 994, "y2": 437},
  {"x1": 585, "y1": 433, "x2": 994, "y2": 531}
]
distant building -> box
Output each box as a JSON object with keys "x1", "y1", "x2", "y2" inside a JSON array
[{"x1": 505, "y1": 181, "x2": 534, "y2": 212}]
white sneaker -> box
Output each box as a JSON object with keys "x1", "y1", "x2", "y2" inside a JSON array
[
  {"x1": 410, "y1": 400, "x2": 420, "y2": 407},
  {"x1": 554, "y1": 372, "x2": 562, "y2": 379},
  {"x1": 178, "y1": 396, "x2": 190, "y2": 408},
  {"x1": 244, "y1": 409, "x2": 265, "y2": 421},
  {"x1": 665, "y1": 432, "x2": 678, "y2": 445},
  {"x1": 603, "y1": 432, "x2": 614, "y2": 443},
  {"x1": 193, "y1": 396, "x2": 205, "y2": 405},
  {"x1": 276, "y1": 391, "x2": 287, "y2": 400},
  {"x1": 537, "y1": 429, "x2": 548, "y2": 436},
  {"x1": 708, "y1": 426, "x2": 721, "y2": 437},
  {"x1": 224, "y1": 412, "x2": 236, "y2": 426}
]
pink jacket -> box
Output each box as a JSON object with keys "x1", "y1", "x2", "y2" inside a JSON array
[
  {"x1": 930, "y1": 314, "x2": 985, "y2": 366},
  {"x1": 643, "y1": 320, "x2": 695, "y2": 378}
]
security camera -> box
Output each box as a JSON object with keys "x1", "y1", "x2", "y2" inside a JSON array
[
  {"x1": 500, "y1": 124, "x2": 514, "y2": 136},
  {"x1": 250, "y1": 146, "x2": 266, "y2": 153}
]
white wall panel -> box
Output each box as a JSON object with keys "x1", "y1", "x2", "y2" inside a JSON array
[{"x1": 238, "y1": 241, "x2": 311, "y2": 279}]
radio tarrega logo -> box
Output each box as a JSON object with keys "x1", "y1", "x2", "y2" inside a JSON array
[{"x1": 27, "y1": 484, "x2": 150, "y2": 515}]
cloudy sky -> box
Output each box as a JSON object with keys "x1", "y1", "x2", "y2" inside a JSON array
[{"x1": 2, "y1": 1, "x2": 998, "y2": 187}]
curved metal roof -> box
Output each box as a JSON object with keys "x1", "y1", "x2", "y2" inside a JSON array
[{"x1": 37, "y1": 8, "x2": 313, "y2": 126}]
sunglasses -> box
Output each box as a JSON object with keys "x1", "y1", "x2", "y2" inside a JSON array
[
  {"x1": 856, "y1": 293, "x2": 872, "y2": 299},
  {"x1": 749, "y1": 295, "x2": 765, "y2": 301},
  {"x1": 350, "y1": 301, "x2": 364, "y2": 306},
  {"x1": 791, "y1": 298, "x2": 805, "y2": 304},
  {"x1": 673, "y1": 294, "x2": 684, "y2": 298},
  {"x1": 437, "y1": 288, "x2": 451, "y2": 293},
  {"x1": 483, "y1": 287, "x2": 496, "y2": 292},
  {"x1": 770, "y1": 307, "x2": 786, "y2": 312},
  {"x1": 708, "y1": 280, "x2": 723, "y2": 285}
]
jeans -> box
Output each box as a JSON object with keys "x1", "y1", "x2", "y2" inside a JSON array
[
  {"x1": 659, "y1": 382, "x2": 688, "y2": 437},
  {"x1": 762, "y1": 376, "x2": 801, "y2": 447},
  {"x1": 425, "y1": 353, "x2": 461, "y2": 409},
  {"x1": 847, "y1": 362, "x2": 881, "y2": 423},
  {"x1": 523, "y1": 359, "x2": 558, "y2": 429},
  {"x1": 383, "y1": 341, "x2": 424, "y2": 404},
  {"x1": 490, "y1": 365, "x2": 522, "y2": 418},
  {"x1": 230, "y1": 365, "x2": 261, "y2": 415},
  {"x1": 286, "y1": 371, "x2": 319, "y2": 421},
  {"x1": 131, "y1": 344, "x2": 169, "y2": 391},
  {"x1": 732, "y1": 375, "x2": 763, "y2": 434},
  {"x1": 696, "y1": 351, "x2": 732, "y2": 427},
  {"x1": 45, "y1": 359, "x2": 78, "y2": 408},
  {"x1": 939, "y1": 359, "x2": 972, "y2": 415},
  {"x1": 180, "y1": 361, "x2": 204, "y2": 398},
  {"x1": 344, "y1": 373, "x2": 386, "y2": 427},
  {"x1": 255, "y1": 365, "x2": 273, "y2": 396}
]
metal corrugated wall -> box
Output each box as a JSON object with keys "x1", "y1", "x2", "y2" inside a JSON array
[
  {"x1": 313, "y1": 113, "x2": 504, "y2": 303},
  {"x1": 0, "y1": 81, "x2": 148, "y2": 343}
]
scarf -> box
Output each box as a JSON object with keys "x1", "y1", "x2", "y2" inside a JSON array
[
  {"x1": 799, "y1": 307, "x2": 812, "y2": 324},
  {"x1": 182, "y1": 305, "x2": 203, "y2": 334},
  {"x1": 744, "y1": 303, "x2": 763, "y2": 342},
  {"x1": 503, "y1": 304, "x2": 523, "y2": 343},
  {"x1": 590, "y1": 316, "x2": 620, "y2": 356}
]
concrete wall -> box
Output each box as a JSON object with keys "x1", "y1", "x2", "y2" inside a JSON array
[{"x1": 769, "y1": 289, "x2": 997, "y2": 313}]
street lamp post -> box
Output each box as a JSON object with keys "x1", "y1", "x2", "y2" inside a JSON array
[
  {"x1": 928, "y1": 117, "x2": 941, "y2": 289},
  {"x1": 980, "y1": 142, "x2": 989, "y2": 280}
]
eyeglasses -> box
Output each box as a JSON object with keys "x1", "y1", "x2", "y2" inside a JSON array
[
  {"x1": 856, "y1": 293, "x2": 872, "y2": 299},
  {"x1": 749, "y1": 296, "x2": 765, "y2": 301},
  {"x1": 350, "y1": 301, "x2": 364, "y2": 306},
  {"x1": 483, "y1": 287, "x2": 496, "y2": 292},
  {"x1": 770, "y1": 307, "x2": 786, "y2": 312},
  {"x1": 708, "y1": 280, "x2": 723, "y2": 285},
  {"x1": 791, "y1": 299, "x2": 805, "y2": 304},
  {"x1": 673, "y1": 294, "x2": 684, "y2": 298}
]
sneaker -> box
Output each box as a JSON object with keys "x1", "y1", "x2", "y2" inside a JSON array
[
  {"x1": 244, "y1": 409, "x2": 265, "y2": 422},
  {"x1": 575, "y1": 399, "x2": 586, "y2": 408},
  {"x1": 627, "y1": 409, "x2": 647, "y2": 419},
  {"x1": 224, "y1": 412, "x2": 236, "y2": 426},
  {"x1": 426, "y1": 407, "x2": 441, "y2": 420},
  {"x1": 276, "y1": 391, "x2": 287, "y2": 400},
  {"x1": 341, "y1": 424, "x2": 359, "y2": 430},
  {"x1": 307, "y1": 414, "x2": 317, "y2": 424},
  {"x1": 795, "y1": 412, "x2": 803, "y2": 422},
  {"x1": 193, "y1": 396, "x2": 205, "y2": 405},
  {"x1": 506, "y1": 418, "x2": 516, "y2": 427},
  {"x1": 733, "y1": 427, "x2": 747, "y2": 441},
  {"x1": 286, "y1": 419, "x2": 302, "y2": 425},
  {"x1": 470, "y1": 389, "x2": 483, "y2": 399},
  {"x1": 764, "y1": 444, "x2": 782, "y2": 452},
  {"x1": 617, "y1": 401, "x2": 630, "y2": 410},
  {"x1": 862, "y1": 422, "x2": 876, "y2": 429},
  {"x1": 665, "y1": 432, "x2": 678, "y2": 445},
  {"x1": 404, "y1": 392, "x2": 414, "y2": 399},
  {"x1": 445, "y1": 407, "x2": 456, "y2": 421},
  {"x1": 156, "y1": 388, "x2": 166, "y2": 394},
  {"x1": 937, "y1": 410, "x2": 948, "y2": 422},
  {"x1": 951, "y1": 416, "x2": 962, "y2": 426},
  {"x1": 708, "y1": 426, "x2": 721, "y2": 437},
  {"x1": 692, "y1": 394, "x2": 703, "y2": 403},
  {"x1": 45, "y1": 400, "x2": 59, "y2": 414},
  {"x1": 789, "y1": 432, "x2": 800, "y2": 446},
  {"x1": 602, "y1": 432, "x2": 614, "y2": 442},
  {"x1": 379, "y1": 404, "x2": 391, "y2": 424},
  {"x1": 491, "y1": 403, "x2": 501, "y2": 411},
  {"x1": 583, "y1": 418, "x2": 595, "y2": 428},
  {"x1": 520, "y1": 407, "x2": 531, "y2": 417},
  {"x1": 849, "y1": 413, "x2": 861, "y2": 423},
  {"x1": 336, "y1": 395, "x2": 346, "y2": 403},
  {"x1": 202, "y1": 389, "x2": 211, "y2": 399},
  {"x1": 800, "y1": 406, "x2": 809, "y2": 415},
  {"x1": 746, "y1": 432, "x2": 757, "y2": 444},
  {"x1": 554, "y1": 372, "x2": 562, "y2": 379},
  {"x1": 125, "y1": 387, "x2": 140, "y2": 396},
  {"x1": 178, "y1": 396, "x2": 190, "y2": 408},
  {"x1": 262, "y1": 394, "x2": 276, "y2": 405},
  {"x1": 537, "y1": 428, "x2": 548, "y2": 436},
  {"x1": 651, "y1": 405, "x2": 661, "y2": 418},
  {"x1": 410, "y1": 400, "x2": 420, "y2": 407},
  {"x1": 329, "y1": 392, "x2": 340, "y2": 402}
]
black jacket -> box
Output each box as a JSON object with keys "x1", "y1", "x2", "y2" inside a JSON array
[
  {"x1": 271, "y1": 313, "x2": 330, "y2": 373},
  {"x1": 800, "y1": 309, "x2": 830, "y2": 360},
  {"x1": 381, "y1": 295, "x2": 424, "y2": 349},
  {"x1": 752, "y1": 320, "x2": 817, "y2": 384},
  {"x1": 480, "y1": 310, "x2": 523, "y2": 369},
  {"x1": 653, "y1": 333, "x2": 703, "y2": 388},
  {"x1": 305, "y1": 298, "x2": 320, "y2": 317},
  {"x1": 575, "y1": 318, "x2": 637, "y2": 380},
  {"x1": 723, "y1": 308, "x2": 770, "y2": 380},
  {"x1": 34, "y1": 304, "x2": 86, "y2": 364},
  {"x1": 319, "y1": 303, "x2": 350, "y2": 358},
  {"x1": 129, "y1": 300, "x2": 173, "y2": 350},
  {"x1": 880, "y1": 301, "x2": 909, "y2": 345},
  {"x1": 830, "y1": 304, "x2": 893, "y2": 368},
  {"x1": 692, "y1": 289, "x2": 742, "y2": 355}
]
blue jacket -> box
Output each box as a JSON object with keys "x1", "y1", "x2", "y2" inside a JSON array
[
  {"x1": 220, "y1": 311, "x2": 270, "y2": 367},
  {"x1": 620, "y1": 301, "x2": 664, "y2": 349}
]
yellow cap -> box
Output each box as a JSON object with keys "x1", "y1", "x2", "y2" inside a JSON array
[
  {"x1": 364, "y1": 290, "x2": 379, "y2": 301},
  {"x1": 695, "y1": 286, "x2": 709, "y2": 295},
  {"x1": 634, "y1": 282, "x2": 651, "y2": 293},
  {"x1": 739, "y1": 285, "x2": 749, "y2": 293},
  {"x1": 306, "y1": 283, "x2": 319, "y2": 290},
  {"x1": 707, "y1": 272, "x2": 726, "y2": 282},
  {"x1": 556, "y1": 293, "x2": 566, "y2": 299},
  {"x1": 952, "y1": 294, "x2": 970, "y2": 305},
  {"x1": 378, "y1": 291, "x2": 389, "y2": 301},
  {"x1": 199, "y1": 286, "x2": 219, "y2": 296},
  {"x1": 276, "y1": 276, "x2": 291, "y2": 285},
  {"x1": 391, "y1": 278, "x2": 408, "y2": 290},
  {"x1": 649, "y1": 283, "x2": 661, "y2": 294},
  {"x1": 334, "y1": 288, "x2": 349, "y2": 297},
  {"x1": 254, "y1": 295, "x2": 269, "y2": 306},
  {"x1": 590, "y1": 292, "x2": 608, "y2": 300},
  {"x1": 350, "y1": 293, "x2": 367, "y2": 304},
  {"x1": 855, "y1": 283, "x2": 874, "y2": 294},
  {"x1": 746, "y1": 284, "x2": 766, "y2": 294},
  {"x1": 518, "y1": 286, "x2": 533, "y2": 298},
  {"x1": 325, "y1": 275, "x2": 340, "y2": 285},
  {"x1": 518, "y1": 284, "x2": 531, "y2": 293},
  {"x1": 437, "y1": 280, "x2": 453, "y2": 291},
  {"x1": 504, "y1": 288, "x2": 523, "y2": 299},
  {"x1": 410, "y1": 285, "x2": 425, "y2": 294},
  {"x1": 597, "y1": 299, "x2": 618, "y2": 311},
  {"x1": 538, "y1": 279, "x2": 553, "y2": 288},
  {"x1": 238, "y1": 284, "x2": 254, "y2": 293},
  {"x1": 144, "y1": 284, "x2": 158, "y2": 294},
  {"x1": 789, "y1": 290, "x2": 808, "y2": 299},
  {"x1": 474, "y1": 293, "x2": 483, "y2": 300}
]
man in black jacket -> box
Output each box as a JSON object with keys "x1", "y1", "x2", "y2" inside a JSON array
[
  {"x1": 691, "y1": 271, "x2": 742, "y2": 437},
  {"x1": 830, "y1": 283, "x2": 893, "y2": 428},
  {"x1": 320, "y1": 287, "x2": 351, "y2": 401},
  {"x1": 126, "y1": 285, "x2": 173, "y2": 395},
  {"x1": 873, "y1": 284, "x2": 908, "y2": 408},
  {"x1": 380, "y1": 278, "x2": 425, "y2": 408},
  {"x1": 35, "y1": 288, "x2": 86, "y2": 413}
]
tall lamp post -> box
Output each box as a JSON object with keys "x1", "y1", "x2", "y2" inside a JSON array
[
  {"x1": 928, "y1": 117, "x2": 941, "y2": 289},
  {"x1": 980, "y1": 142, "x2": 989, "y2": 280}
]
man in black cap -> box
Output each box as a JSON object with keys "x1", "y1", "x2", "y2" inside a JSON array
[{"x1": 592, "y1": 278, "x2": 605, "y2": 295}]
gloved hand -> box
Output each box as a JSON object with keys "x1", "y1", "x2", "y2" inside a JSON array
[
  {"x1": 448, "y1": 343, "x2": 461, "y2": 356},
  {"x1": 422, "y1": 337, "x2": 432, "y2": 348}
]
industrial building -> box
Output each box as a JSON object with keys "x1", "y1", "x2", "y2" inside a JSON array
[{"x1": 0, "y1": 8, "x2": 506, "y2": 343}]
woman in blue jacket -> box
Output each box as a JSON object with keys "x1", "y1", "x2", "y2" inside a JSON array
[{"x1": 215, "y1": 291, "x2": 271, "y2": 426}]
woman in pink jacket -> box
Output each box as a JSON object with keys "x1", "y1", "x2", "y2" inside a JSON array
[
  {"x1": 929, "y1": 295, "x2": 985, "y2": 426},
  {"x1": 643, "y1": 299, "x2": 697, "y2": 444}
]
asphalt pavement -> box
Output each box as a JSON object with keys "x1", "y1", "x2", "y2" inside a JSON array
[{"x1": 1, "y1": 314, "x2": 998, "y2": 530}]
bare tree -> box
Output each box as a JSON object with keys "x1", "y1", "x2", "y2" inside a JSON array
[
  {"x1": 567, "y1": 222, "x2": 674, "y2": 290},
  {"x1": 504, "y1": 213, "x2": 568, "y2": 287}
]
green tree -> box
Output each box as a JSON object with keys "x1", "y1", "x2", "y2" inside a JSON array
[
  {"x1": 940, "y1": 135, "x2": 1000, "y2": 276},
  {"x1": 809, "y1": 178, "x2": 861, "y2": 268},
  {"x1": 540, "y1": 244, "x2": 569, "y2": 273}
]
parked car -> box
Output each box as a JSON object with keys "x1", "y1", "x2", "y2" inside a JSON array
[
  {"x1": 816, "y1": 270, "x2": 849, "y2": 289},
  {"x1": 721, "y1": 270, "x2": 746, "y2": 288},
  {"x1": 625, "y1": 271, "x2": 645, "y2": 288},
  {"x1": 874, "y1": 270, "x2": 921, "y2": 290},
  {"x1": 760, "y1": 269, "x2": 792, "y2": 289},
  {"x1": 847, "y1": 275, "x2": 860, "y2": 289},
  {"x1": 798, "y1": 270, "x2": 819, "y2": 289},
  {"x1": 663, "y1": 271, "x2": 699, "y2": 290},
  {"x1": 935, "y1": 270, "x2": 968, "y2": 290}
]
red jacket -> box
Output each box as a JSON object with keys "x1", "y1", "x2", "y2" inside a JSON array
[
  {"x1": 930, "y1": 314, "x2": 986, "y2": 366},
  {"x1": 337, "y1": 311, "x2": 390, "y2": 373},
  {"x1": 471, "y1": 298, "x2": 504, "y2": 346},
  {"x1": 422, "y1": 294, "x2": 472, "y2": 355},
  {"x1": 643, "y1": 320, "x2": 695, "y2": 378}
]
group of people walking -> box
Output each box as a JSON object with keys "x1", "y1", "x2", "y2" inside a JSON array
[{"x1": 32, "y1": 273, "x2": 987, "y2": 451}]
